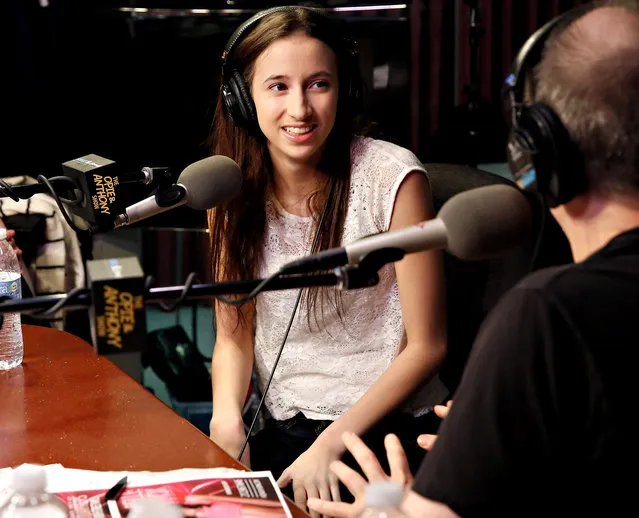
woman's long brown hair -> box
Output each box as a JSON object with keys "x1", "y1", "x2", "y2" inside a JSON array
[{"x1": 207, "y1": 8, "x2": 361, "y2": 329}]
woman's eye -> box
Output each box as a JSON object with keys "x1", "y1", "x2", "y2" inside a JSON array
[
  {"x1": 310, "y1": 80, "x2": 330, "y2": 89},
  {"x1": 269, "y1": 83, "x2": 286, "y2": 92}
]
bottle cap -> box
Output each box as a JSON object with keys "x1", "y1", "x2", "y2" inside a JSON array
[
  {"x1": 11, "y1": 464, "x2": 47, "y2": 493},
  {"x1": 364, "y1": 481, "x2": 404, "y2": 509},
  {"x1": 128, "y1": 498, "x2": 183, "y2": 518}
]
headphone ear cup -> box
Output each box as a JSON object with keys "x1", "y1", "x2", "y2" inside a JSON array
[
  {"x1": 224, "y1": 70, "x2": 257, "y2": 128},
  {"x1": 506, "y1": 121, "x2": 538, "y2": 190},
  {"x1": 525, "y1": 103, "x2": 581, "y2": 206}
]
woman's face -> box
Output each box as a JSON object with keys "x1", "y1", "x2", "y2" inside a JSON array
[{"x1": 250, "y1": 32, "x2": 339, "y2": 170}]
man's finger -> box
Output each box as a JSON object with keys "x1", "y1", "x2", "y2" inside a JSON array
[
  {"x1": 434, "y1": 404, "x2": 451, "y2": 419},
  {"x1": 307, "y1": 498, "x2": 353, "y2": 518},
  {"x1": 417, "y1": 434, "x2": 437, "y2": 451},
  {"x1": 385, "y1": 434, "x2": 413, "y2": 485},
  {"x1": 330, "y1": 460, "x2": 367, "y2": 497},
  {"x1": 342, "y1": 431, "x2": 386, "y2": 482}
]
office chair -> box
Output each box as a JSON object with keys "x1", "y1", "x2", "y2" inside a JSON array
[{"x1": 423, "y1": 163, "x2": 572, "y2": 392}]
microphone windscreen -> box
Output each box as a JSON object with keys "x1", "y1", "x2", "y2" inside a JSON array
[
  {"x1": 178, "y1": 155, "x2": 242, "y2": 210},
  {"x1": 439, "y1": 184, "x2": 533, "y2": 260}
]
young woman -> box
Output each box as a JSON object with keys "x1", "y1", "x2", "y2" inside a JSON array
[{"x1": 207, "y1": 5, "x2": 447, "y2": 513}]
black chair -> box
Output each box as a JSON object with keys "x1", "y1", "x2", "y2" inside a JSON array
[{"x1": 423, "y1": 163, "x2": 572, "y2": 392}]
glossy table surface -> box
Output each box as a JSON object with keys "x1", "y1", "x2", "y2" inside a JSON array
[{"x1": 0, "y1": 325, "x2": 308, "y2": 517}]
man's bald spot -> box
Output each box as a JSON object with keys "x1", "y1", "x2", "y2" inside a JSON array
[
  {"x1": 568, "y1": 5, "x2": 639, "y2": 59},
  {"x1": 538, "y1": 3, "x2": 639, "y2": 98},
  {"x1": 533, "y1": 2, "x2": 639, "y2": 197}
]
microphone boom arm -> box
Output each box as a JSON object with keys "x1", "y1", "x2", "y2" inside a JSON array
[{"x1": 0, "y1": 267, "x2": 381, "y2": 317}]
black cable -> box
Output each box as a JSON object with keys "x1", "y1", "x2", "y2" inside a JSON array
[
  {"x1": 28, "y1": 287, "x2": 86, "y2": 319},
  {"x1": 36, "y1": 175, "x2": 97, "y2": 236},
  {"x1": 213, "y1": 270, "x2": 285, "y2": 306},
  {"x1": 0, "y1": 176, "x2": 80, "y2": 204},
  {"x1": 0, "y1": 180, "x2": 21, "y2": 202},
  {"x1": 528, "y1": 193, "x2": 547, "y2": 273},
  {"x1": 237, "y1": 180, "x2": 336, "y2": 461},
  {"x1": 148, "y1": 272, "x2": 202, "y2": 313}
]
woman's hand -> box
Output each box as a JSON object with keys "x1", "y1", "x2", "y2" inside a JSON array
[
  {"x1": 209, "y1": 417, "x2": 250, "y2": 467},
  {"x1": 277, "y1": 435, "x2": 344, "y2": 518}
]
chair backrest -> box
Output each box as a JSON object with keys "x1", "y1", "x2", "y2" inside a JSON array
[{"x1": 423, "y1": 163, "x2": 572, "y2": 392}]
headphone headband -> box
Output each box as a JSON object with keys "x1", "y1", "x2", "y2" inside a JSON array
[
  {"x1": 220, "y1": 6, "x2": 324, "y2": 80},
  {"x1": 504, "y1": 3, "x2": 595, "y2": 207},
  {"x1": 505, "y1": 2, "x2": 596, "y2": 120},
  {"x1": 220, "y1": 5, "x2": 363, "y2": 129}
]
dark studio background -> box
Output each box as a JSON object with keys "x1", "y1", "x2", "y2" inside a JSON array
[
  {"x1": 8, "y1": 0, "x2": 591, "y2": 197},
  {"x1": 5, "y1": 0, "x2": 582, "y2": 421},
  {"x1": 7, "y1": 0, "x2": 586, "y2": 280}
]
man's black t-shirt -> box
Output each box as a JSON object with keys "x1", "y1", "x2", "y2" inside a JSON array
[{"x1": 413, "y1": 227, "x2": 639, "y2": 516}]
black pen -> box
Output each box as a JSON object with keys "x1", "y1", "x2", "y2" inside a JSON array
[{"x1": 104, "y1": 476, "x2": 128, "y2": 518}]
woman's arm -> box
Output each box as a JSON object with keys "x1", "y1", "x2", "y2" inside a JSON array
[
  {"x1": 317, "y1": 170, "x2": 446, "y2": 447},
  {"x1": 277, "y1": 172, "x2": 447, "y2": 513},
  {"x1": 209, "y1": 299, "x2": 256, "y2": 465}
]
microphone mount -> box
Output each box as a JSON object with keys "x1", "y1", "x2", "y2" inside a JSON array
[
  {"x1": 113, "y1": 184, "x2": 187, "y2": 228},
  {"x1": 0, "y1": 264, "x2": 384, "y2": 321}
]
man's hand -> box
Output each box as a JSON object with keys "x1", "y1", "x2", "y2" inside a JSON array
[
  {"x1": 307, "y1": 432, "x2": 413, "y2": 518},
  {"x1": 417, "y1": 400, "x2": 452, "y2": 451}
]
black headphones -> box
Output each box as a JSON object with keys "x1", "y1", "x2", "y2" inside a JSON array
[
  {"x1": 220, "y1": 5, "x2": 364, "y2": 129},
  {"x1": 504, "y1": 3, "x2": 594, "y2": 207}
]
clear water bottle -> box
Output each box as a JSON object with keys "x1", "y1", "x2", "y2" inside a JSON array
[
  {"x1": 0, "y1": 228, "x2": 23, "y2": 370},
  {"x1": 358, "y1": 480, "x2": 406, "y2": 518},
  {"x1": 0, "y1": 465, "x2": 69, "y2": 517}
]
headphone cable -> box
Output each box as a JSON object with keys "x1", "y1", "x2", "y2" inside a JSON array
[{"x1": 237, "y1": 179, "x2": 335, "y2": 461}]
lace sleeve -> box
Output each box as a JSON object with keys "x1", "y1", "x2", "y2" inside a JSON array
[{"x1": 350, "y1": 137, "x2": 428, "y2": 233}]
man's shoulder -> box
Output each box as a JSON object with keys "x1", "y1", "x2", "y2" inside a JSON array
[
  {"x1": 514, "y1": 238, "x2": 639, "y2": 305},
  {"x1": 516, "y1": 263, "x2": 574, "y2": 293}
]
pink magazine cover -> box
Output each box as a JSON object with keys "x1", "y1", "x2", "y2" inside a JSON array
[{"x1": 55, "y1": 475, "x2": 290, "y2": 518}]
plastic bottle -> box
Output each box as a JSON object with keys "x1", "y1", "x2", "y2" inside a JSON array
[
  {"x1": 0, "y1": 228, "x2": 23, "y2": 370},
  {"x1": 0, "y1": 465, "x2": 69, "y2": 517},
  {"x1": 127, "y1": 498, "x2": 183, "y2": 518},
  {"x1": 358, "y1": 480, "x2": 405, "y2": 518}
]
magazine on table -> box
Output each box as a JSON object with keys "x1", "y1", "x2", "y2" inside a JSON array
[{"x1": 0, "y1": 464, "x2": 292, "y2": 517}]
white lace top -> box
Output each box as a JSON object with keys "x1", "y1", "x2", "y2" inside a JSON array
[{"x1": 255, "y1": 137, "x2": 448, "y2": 421}]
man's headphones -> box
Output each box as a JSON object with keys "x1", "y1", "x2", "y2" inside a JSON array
[
  {"x1": 504, "y1": 3, "x2": 594, "y2": 207},
  {"x1": 220, "y1": 5, "x2": 364, "y2": 129}
]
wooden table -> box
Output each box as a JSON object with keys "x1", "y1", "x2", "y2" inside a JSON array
[{"x1": 0, "y1": 325, "x2": 308, "y2": 517}]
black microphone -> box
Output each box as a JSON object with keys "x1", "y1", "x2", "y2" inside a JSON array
[
  {"x1": 0, "y1": 166, "x2": 167, "y2": 201},
  {"x1": 282, "y1": 184, "x2": 533, "y2": 274},
  {"x1": 113, "y1": 155, "x2": 242, "y2": 228}
]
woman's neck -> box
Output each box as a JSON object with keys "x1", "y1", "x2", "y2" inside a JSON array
[{"x1": 270, "y1": 156, "x2": 326, "y2": 217}]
